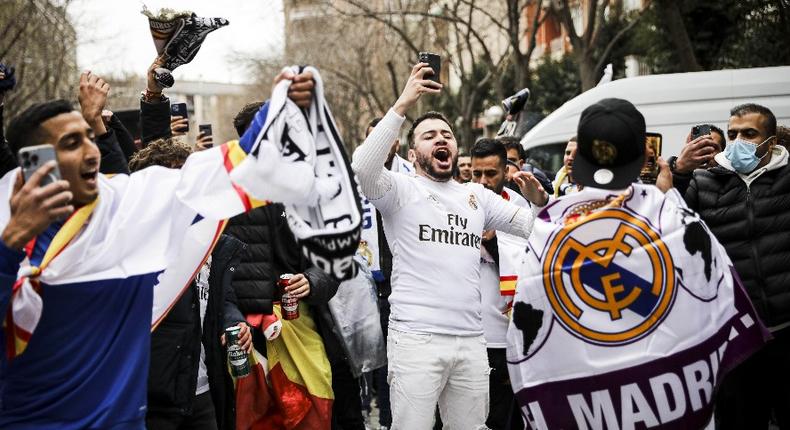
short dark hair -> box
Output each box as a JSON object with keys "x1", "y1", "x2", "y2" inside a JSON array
[
  {"x1": 730, "y1": 103, "x2": 777, "y2": 137},
  {"x1": 366, "y1": 117, "x2": 382, "y2": 137},
  {"x1": 496, "y1": 136, "x2": 525, "y2": 160},
  {"x1": 233, "y1": 101, "x2": 264, "y2": 137},
  {"x1": 6, "y1": 99, "x2": 74, "y2": 155},
  {"x1": 568, "y1": 135, "x2": 578, "y2": 143},
  {"x1": 407, "y1": 111, "x2": 453, "y2": 148},
  {"x1": 471, "y1": 138, "x2": 507, "y2": 167}
]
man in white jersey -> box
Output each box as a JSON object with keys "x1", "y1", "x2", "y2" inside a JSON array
[
  {"x1": 471, "y1": 138, "x2": 528, "y2": 430},
  {"x1": 351, "y1": 63, "x2": 549, "y2": 430}
]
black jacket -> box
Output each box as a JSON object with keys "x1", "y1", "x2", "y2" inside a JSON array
[
  {"x1": 108, "y1": 113, "x2": 137, "y2": 161},
  {"x1": 96, "y1": 128, "x2": 130, "y2": 175},
  {"x1": 147, "y1": 234, "x2": 247, "y2": 429},
  {"x1": 0, "y1": 105, "x2": 17, "y2": 177},
  {"x1": 680, "y1": 163, "x2": 790, "y2": 327},
  {"x1": 140, "y1": 97, "x2": 172, "y2": 145},
  {"x1": 225, "y1": 203, "x2": 342, "y2": 361}
]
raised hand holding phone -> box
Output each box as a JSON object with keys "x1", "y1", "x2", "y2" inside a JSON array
[
  {"x1": 2, "y1": 161, "x2": 73, "y2": 249},
  {"x1": 393, "y1": 62, "x2": 443, "y2": 116},
  {"x1": 196, "y1": 124, "x2": 213, "y2": 150}
]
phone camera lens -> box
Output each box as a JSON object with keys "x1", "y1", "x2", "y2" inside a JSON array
[
  {"x1": 23, "y1": 160, "x2": 30, "y2": 168},
  {"x1": 31, "y1": 154, "x2": 39, "y2": 164}
]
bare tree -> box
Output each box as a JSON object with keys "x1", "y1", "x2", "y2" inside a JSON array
[
  {"x1": 550, "y1": 0, "x2": 651, "y2": 90},
  {"x1": 654, "y1": 0, "x2": 701, "y2": 72},
  {"x1": 327, "y1": 0, "x2": 548, "y2": 148},
  {"x1": 0, "y1": 0, "x2": 78, "y2": 120}
]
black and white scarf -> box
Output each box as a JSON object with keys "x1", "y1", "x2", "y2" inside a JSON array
[
  {"x1": 142, "y1": 6, "x2": 229, "y2": 88},
  {"x1": 234, "y1": 66, "x2": 362, "y2": 281}
]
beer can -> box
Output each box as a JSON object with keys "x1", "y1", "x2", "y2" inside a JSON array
[
  {"x1": 225, "y1": 326, "x2": 250, "y2": 378},
  {"x1": 278, "y1": 273, "x2": 300, "y2": 320}
]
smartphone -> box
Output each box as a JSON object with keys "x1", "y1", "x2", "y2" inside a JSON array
[
  {"x1": 418, "y1": 52, "x2": 441, "y2": 83},
  {"x1": 170, "y1": 102, "x2": 189, "y2": 132},
  {"x1": 198, "y1": 124, "x2": 213, "y2": 148},
  {"x1": 199, "y1": 124, "x2": 212, "y2": 137},
  {"x1": 691, "y1": 124, "x2": 712, "y2": 140},
  {"x1": 640, "y1": 132, "x2": 663, "y2": 185},
  {"x1": 18, "y1": 144, "x2": 61, "y2": 186}
]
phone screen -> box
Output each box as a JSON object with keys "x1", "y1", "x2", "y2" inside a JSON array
[{"x1": 640, "y1": 132, "x2": 663, "y2": 184}]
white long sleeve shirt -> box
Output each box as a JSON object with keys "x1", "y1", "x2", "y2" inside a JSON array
[{"x1": 351, "y1": 109, "x2": 539, "y2": 336}]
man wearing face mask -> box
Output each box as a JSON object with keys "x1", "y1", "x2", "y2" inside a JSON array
[
  {"x1": 660, "y1": 103, "x2": 789, "y2": 429},
  {"x1": 352, "y1": 63, "x2": 548, "y2": 430}
]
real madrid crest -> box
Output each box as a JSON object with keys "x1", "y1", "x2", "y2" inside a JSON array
[
  {"x1": 592, "y1": 139, "x2": 617, "y2": 165},
  {"x1": 468, "y1": 193, "x2": 478, "y2": 210},
  {"x1": 541, "y1": 208, "x2": 676, "y2": 346}
]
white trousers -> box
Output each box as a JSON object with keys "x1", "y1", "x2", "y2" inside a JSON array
[{"x1": 387, "y1": 328, "x2": 490, "y2": 430}]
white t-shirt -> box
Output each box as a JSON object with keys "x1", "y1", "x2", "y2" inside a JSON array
[
  {"x1": 195, "y1": 256, "x2": 211, "y2": 395},
  {"x1": 371, "y1": 174, "x2": 527, "y2": 336}
]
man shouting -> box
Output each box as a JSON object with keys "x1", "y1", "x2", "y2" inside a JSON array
[{"x1": 352, "y1": 63, "x2": 548, "y2": 430}]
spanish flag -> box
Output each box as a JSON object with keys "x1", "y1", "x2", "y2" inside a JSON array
[{"x1": 239, "y1": 304, "x2": 333, "y2": 430}]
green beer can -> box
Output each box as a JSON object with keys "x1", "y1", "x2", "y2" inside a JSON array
[{"x1": 225, "y1": 326, "x2": 250, "y2": 378}]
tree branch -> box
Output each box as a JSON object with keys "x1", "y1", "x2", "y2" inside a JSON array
[{"x1": 593, "y1": 0, "x2": 652, "y2": 74}]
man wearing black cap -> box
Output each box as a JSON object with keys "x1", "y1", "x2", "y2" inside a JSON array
[
  {"x1": 572, "y1": 98, "x2": 649, "y2": 190},
  {"x1": 506, "y1": 98, "x2": 766, "y2": 429}
]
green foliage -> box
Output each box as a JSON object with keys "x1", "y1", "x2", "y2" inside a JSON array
[
  {"x1": 634, "y1": 0, "x2": 790, "y2": 73},
  {"x1": 529, "y1": 55, "x2": 582, "y2": 115}
]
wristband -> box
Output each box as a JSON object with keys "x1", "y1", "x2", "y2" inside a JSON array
[{"x1": 141, "y1": 89, "x2": 165, "y2": 103}]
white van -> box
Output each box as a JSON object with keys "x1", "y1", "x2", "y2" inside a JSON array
[{"x1": 520, "y1": 66, "x2": 790, "y2": 176}]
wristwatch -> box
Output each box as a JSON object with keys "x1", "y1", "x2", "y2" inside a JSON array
[{"x1": 668, "y1": 156, "x2": 679, "y2": 174}]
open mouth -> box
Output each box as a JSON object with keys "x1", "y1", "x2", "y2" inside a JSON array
[
  {"x1": 434, "y1": 148, "x2": 451, "y2": 168},
  {"x1": 81, "y1": 169, "x2": 98, "y2": 184}
]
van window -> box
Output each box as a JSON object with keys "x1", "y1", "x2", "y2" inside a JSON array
[{"x1": 525, "y1": 143, "x2": 565, "y2": 178}]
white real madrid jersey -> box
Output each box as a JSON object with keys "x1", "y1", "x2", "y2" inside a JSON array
[{"x1": 371, "y1": 173, "x2": 521, "y2": 336}]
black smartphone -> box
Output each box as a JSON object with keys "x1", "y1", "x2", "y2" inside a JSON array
[
  {"x1": 691, "y1": 124, "x2": 712, "y2": 140},
  {"x1": 199, "y1": 124, "x2": 212, "y2": 137},
  {"x1": 640, "y1": 132, "x2": 663, "y2": 185},
  {"x1": 170, "y1": 102, "x2": 189, "y2": 132},
  {"x1": 418, "y1": 52, "x2": 441, "y2": 83}
]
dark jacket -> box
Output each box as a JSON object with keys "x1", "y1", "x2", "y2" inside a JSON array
[
  {"x1": 225, "y1": 203, "x2": 342, "y2": 360},
  {"x1": 0, "y1": 105, "x2": 18, "y2": 177},
  {"x1": 108, "y1": 113, "x2": 137, "y2": 161},
  {"x1": 140, "y1": 97, "x2": 172, "y2": 145},
  {"x1": 681, "y1": 162, "x2": 790, "y2": 328},
  {"x1": 96, "y1": 128, "x2": 130, "y2": 175},
  {"x1": 147, "y1": 234, "x2": 247, "y2": 429}
]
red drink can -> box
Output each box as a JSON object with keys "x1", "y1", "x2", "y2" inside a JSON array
[{"x1": 277, "y1": 273, "x2": 299, "y2": 320}]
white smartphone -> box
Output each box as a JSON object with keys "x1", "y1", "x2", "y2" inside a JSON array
[{"x1": 18, "y1": 144, "x2": 61, "y2": 186}]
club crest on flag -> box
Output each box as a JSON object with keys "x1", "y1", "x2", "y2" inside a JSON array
[{"x1": 542, "y1": 208, "x2": 676, "y2": 346}]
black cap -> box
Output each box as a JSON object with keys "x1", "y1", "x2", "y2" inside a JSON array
[{"x1": 572, "y1": 98, "x2": 646, "y2": 190}]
